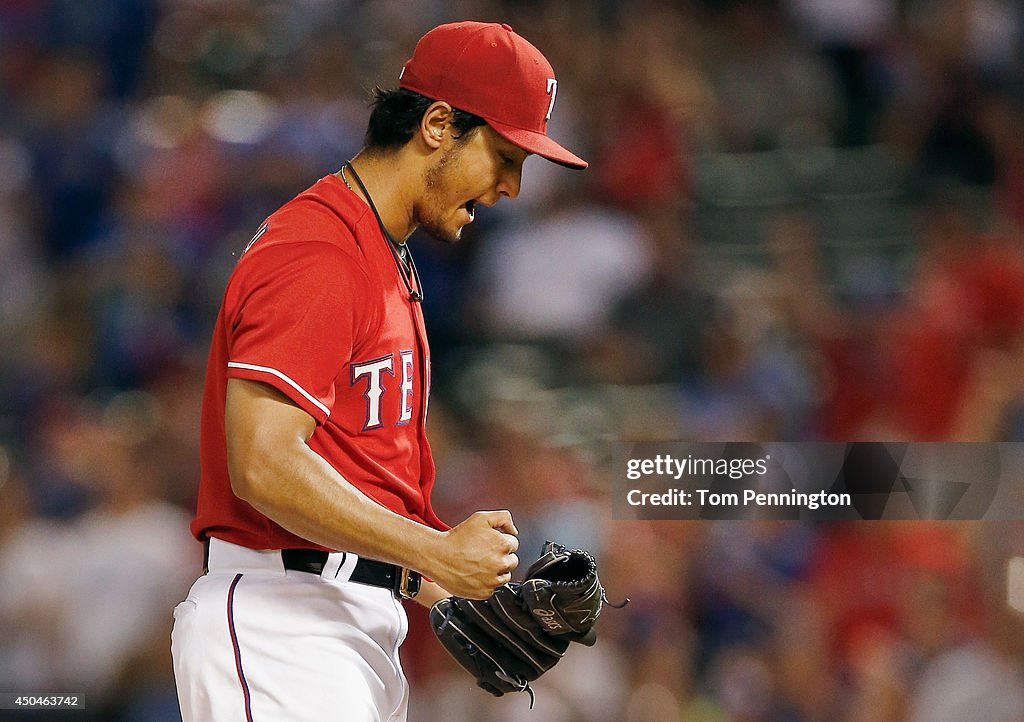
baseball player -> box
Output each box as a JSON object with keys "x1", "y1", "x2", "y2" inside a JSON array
[{"x1": 170, "y1": 21, "x2": 586, "y2": 722}]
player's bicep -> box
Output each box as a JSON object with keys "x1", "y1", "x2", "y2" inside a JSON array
[
  {"x1": 225, "y1": 377, "x2": 317, "y2": 498},
  {"x1": 227, "y1": 242, "x2": 364, "y2": 424}
]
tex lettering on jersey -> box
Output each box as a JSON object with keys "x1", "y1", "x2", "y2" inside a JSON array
[{"x1": 350, "y1": 349, "x2": 417, "y2": 431}]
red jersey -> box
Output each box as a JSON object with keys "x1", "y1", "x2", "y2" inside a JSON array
[{"x1": 192, "y1": 175, "x2": 447, "y2": 550}]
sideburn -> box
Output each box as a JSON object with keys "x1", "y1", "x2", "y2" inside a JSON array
[{"x1": 424, "y1": 143, "x2": 460, "y2": 188}]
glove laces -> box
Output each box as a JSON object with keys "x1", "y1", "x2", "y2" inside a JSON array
[
  {"x1": 495, "y1": 672, "x2": 536, "y2": 709},
  {"x1": 601, "y1": 589, "x2": 630, "y2": 609}
]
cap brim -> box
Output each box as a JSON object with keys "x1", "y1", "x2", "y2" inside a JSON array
[{"x1": 487, "y1": 119, "x2": 588, "y2": 170}]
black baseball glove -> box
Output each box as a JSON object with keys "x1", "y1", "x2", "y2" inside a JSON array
[{"x1": 430, "y1": 541, "x2": 627, "y2": 704}]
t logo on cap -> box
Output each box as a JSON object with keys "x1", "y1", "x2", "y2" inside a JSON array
[{"x1": 398, "y1": 21, "x2": 587, "y2": 169}]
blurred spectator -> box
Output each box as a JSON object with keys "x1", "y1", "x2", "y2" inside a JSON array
[
  {"x1": 588, "y1": 5, "x2": 703, "y2": 210},
  {"x1": 0, "y1": 467, "x2": 59, "y2": 694},
  {"x1": 18, "y1": 54, "x2": 117, "y2": 260},
  {"x1": 473, "y1": 196, "x2": 652, "y2": 345},
  {"x1": 786, "y1": 0, "x2": 896, "y2": 145},
  {"x1": 884, "y1": 190, "x2": 1024, "y2": 439},
  {"x1": 709, "y1": 0, "x2": 844, "y2": 150},
  {"x1": 0, "y1": 406, "x2": 197, "y2": 718},
  {"x1": 589, "y1": 206, "x2": 714, "y2": 386},
  {"x1": 691, "y1": 522, "x2": 818, "y2": 665},
  {"x1": 908, "y1": 641, "x2": 1024, "y2": 722}
]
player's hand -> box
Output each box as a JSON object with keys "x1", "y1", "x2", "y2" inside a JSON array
[{"x1": 432, "y1": 510, "x2": 519, "y2": 599}]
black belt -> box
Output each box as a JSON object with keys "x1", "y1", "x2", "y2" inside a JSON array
[
  {"x1": 203, "y1": 541, "x2": 421, "y2": 599},
  {"x1": 283, "y1": 549, "x2": 422, "y2": 599}
]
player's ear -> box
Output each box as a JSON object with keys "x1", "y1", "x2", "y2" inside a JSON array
[{"x1": 419, "y1": 101, "x2": 452, "y2": 151}]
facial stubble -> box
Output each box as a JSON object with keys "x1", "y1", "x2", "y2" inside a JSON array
[{"x1": 418, "y1": 143, "x2": 468, "y2": 244}]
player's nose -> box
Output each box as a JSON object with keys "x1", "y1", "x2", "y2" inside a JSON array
[{"x1": 496, "y1": 168, "x2": 522, "y2": 200}]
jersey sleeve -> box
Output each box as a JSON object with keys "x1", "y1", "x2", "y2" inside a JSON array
[{"x1": 225, "y1": 241, "x2": 368, "y2": 424}]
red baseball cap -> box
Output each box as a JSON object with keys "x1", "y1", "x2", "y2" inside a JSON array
[{"x1": 399, "y1": 21, "x2": 587, "y2": 169}]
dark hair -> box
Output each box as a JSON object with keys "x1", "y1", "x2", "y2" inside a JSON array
[{"x1": 364, "y1": 87, "x2": 487, "y2": 150}]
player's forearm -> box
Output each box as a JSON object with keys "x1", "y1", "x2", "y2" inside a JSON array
[
  {"x1": 225, "y1": 378, "x2": 517, "y2": 599},
  {"x1": 231, "y1": 438, "x2": 446, "y2": 576}
]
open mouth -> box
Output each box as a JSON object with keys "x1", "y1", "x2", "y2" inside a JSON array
[{"x1": 464, "y1": 200, "x2": 476, "y2": 222}]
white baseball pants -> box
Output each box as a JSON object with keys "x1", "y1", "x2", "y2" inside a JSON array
[{"x1": 171, "y1": 538, "x2": 410, "y2": 721}]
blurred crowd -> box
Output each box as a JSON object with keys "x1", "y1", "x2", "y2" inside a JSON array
[{"x1": 2, "y1": 0, "x2": 1024, "y2": 720}]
